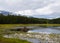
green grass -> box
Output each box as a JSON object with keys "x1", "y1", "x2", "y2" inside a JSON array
[
  {"x1": 0, "y1": 24, "x2": 60, "y2": 29},
  {"x1": 0, "y1": 24, "x2": 33, "y2": 43},
  {"x1": 0, "y1": 35, "x2": 31, "y2": 43}
]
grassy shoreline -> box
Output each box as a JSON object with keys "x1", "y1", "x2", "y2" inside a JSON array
[
  {"x1": 0, "y1": 24, "x2": 60, "y2": 34},
  {"x1": 0, "y1": 24, "x2": 60, "y2": 29},
  {"x1": 0, "y1": 24, "x2": 60, "y2": 43},
  {"x1": 0, "y1": 35, "x2": 31, "y2": 43}
]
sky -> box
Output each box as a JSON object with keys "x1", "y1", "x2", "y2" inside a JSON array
[{"x1": 0, "y1": 0, "x2": 60, "y2": 19}]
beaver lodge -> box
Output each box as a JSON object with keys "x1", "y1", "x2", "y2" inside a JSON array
[{"x1": 10, "y1": 27, "x2": 30, "y2": 32}]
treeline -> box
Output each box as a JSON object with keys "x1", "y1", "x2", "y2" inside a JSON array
[
  {"x1": 0, "y1": 14, "x2": 60, "y2": 24},
  {"x1": 49, "y1": 18, "x2": 60, "y2": 24}
]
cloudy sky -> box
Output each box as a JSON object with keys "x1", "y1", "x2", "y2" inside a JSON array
[{"x1": 0, "y1": 0, "x2": 60, "y2": 19}]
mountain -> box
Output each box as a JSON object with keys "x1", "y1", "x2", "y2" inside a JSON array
[{"x1": 0, "y1": 10, "x2": 16, "y2": 15}]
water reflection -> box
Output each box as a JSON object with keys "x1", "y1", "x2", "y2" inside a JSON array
[{"x1": 28, "y1": 27, "x2": 60, "y2": 34}]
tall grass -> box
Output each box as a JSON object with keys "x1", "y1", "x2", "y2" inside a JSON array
[{"x1": 0, "y1": 35, "x2": 31, "y2": 43}]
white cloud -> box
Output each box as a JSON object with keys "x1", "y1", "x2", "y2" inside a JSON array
[
  {"x1": 35, "y1": 6, "x2": 53, "y2": 15},
  {"x1": 15, "y1": 10, "x2": 34, "y2": 16},
  {"x1": 35, "y1": 2, "x2": 60, "y2": 15},
  {"x1": 5, "y1": 0, "x2": 23, "y2": 6},
  {"x1": 0, "y1": 0, "x2": 60, "y2": 18},
  {"x1": 0, "y1": 7, "x2": 4, "y2": 10},
  {"x1": 15, "y1": 0, "x2": 60, "y2": 16},
  {"x1": 0, "y1": 0, "x2": 57, "y2": 12}
]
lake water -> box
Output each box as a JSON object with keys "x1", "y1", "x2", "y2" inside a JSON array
[
  {"x1": 15, "y1": 26, "x2": 60, "y2": 34},
  {"x1": 20, "y1": 27, "x2": 60, "y2": 43},
  {"x1": 28, "y1": 27, "x2": 60, "y2": 34},
  {"x1": 27, "y1": 27, "x2": 60, "y2": 43}
]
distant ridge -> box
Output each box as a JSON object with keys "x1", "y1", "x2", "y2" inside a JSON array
[{"x1": 0, "y1": 10, "x2": 16, "y2": 15}]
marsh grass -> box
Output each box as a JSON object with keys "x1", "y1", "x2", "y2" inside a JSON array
[
  {"x1": 0, "y1": 35, "x2": 31, "y2": 43},
  {"x1": 0, "y1": 24, "x2": 31, "y2": 43},
  {"x1": 0, "y1": 24, "x2": 60, "y2": 35},
  {"x1": 0, "y1": 24, "x2": 60, "y2": 29},
  {"x1": 0, "y1": 24, "x2": 60, "y2": 43}
]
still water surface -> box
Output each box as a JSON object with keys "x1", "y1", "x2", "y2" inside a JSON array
[
  {"x1": 27, "y1": 27, "x2": 60, "y2": 43},
  {"x1": 28, "y1": 27, "x2": 60, "y2": 34}
]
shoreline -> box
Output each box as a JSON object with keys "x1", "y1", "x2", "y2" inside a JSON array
[{"x1": 3, "y1": 33, "x2": 60, "y2": 43}]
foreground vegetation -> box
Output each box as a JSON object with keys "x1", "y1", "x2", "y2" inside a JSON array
[
  {"x1": 0, "y1": 24, "x2": 60, "y2": 43},
  {"x1": 0, "y1": 24, "x2": 33, "y2": 43},
  {"x1": 0, "y1": 35, "x2": 31, "y2": 43}
]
